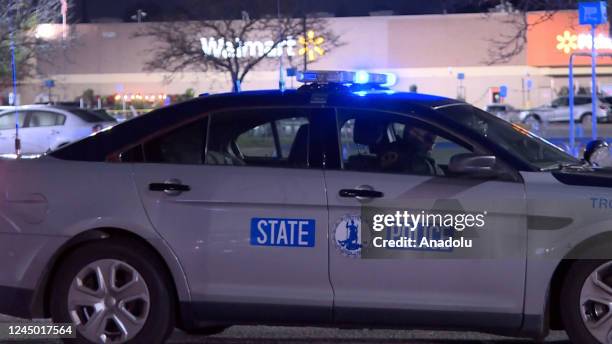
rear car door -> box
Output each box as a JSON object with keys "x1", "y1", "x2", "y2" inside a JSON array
[
  {"x1": 22, "y1": 110, "x2": 66, "y2": 152},
  {"x1": 130, "y1": 107, "x2": 334, "y2": 324},
  {"x1": 324, "y1": 107, "x2": 527, "y2": 331},
  {"x1": 552, "y1": 97, "x2": 569, "y2": 121}
]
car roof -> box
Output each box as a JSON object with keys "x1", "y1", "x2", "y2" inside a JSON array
[{"x1": 197, "y1": 89, "x2": 462, "y2": 110}]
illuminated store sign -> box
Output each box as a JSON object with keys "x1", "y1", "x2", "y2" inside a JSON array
[
  {"x1": 298, "y1": 30, "x2": 326, "y2": 62},
  {"x1": 200, "y1": 30, "x2": 325, "y2": 61},
  {"x1": 200, "y1": 36, "x2": 297, "y2": 59},
  {"x1": 556, "y1": 30, "x2": 612, "y2": 54}
]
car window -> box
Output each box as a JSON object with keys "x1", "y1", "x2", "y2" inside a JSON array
[
  {"x1": 0, "y1": 112, "x2": 25, "y2": 130},
  {"x1": 337, "y1": 109, "x2": 473, "y2": 177},
  {"x1": 69, "y1": 108, "x2": 109, "y2": 123},
  {"x1": 552, "y1": 98, "x2": 565, "y2": 107},
  {"x1": 486, "y1": 105, "x2": 504, "y2": 112},
  {"x1": 207, "y1": 109, "x2": 311, "y2": 168},
  {"x1": 235, "y1": 122, "x2": 276, "y2": 157},
  {"x1": 28, "y1": 111, "x2": 66, "y2": 127},
  {"x1": 436, "y1": 104, "x2": 580, "y2": 169},
  {"x1": 141, "y1": 118, "x2": 207, "y2": 164},
  {"x1": 91, "y1": 109, "x2": 117, "y2": 122},
  {"x1": 574, "y1": 98, "x2": 591, "y2": 106}
]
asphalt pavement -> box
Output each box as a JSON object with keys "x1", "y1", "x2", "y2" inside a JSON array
[{"x1": 0, "y1": 314, "x2": 571, "y2": 343}]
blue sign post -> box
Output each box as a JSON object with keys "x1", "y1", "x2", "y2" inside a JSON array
[
  {"x1": 578, "y1": 1, "x2": 608, "y2": 140},
  {"x1": 499, "y1": 85, "x2": 508, "y2": 98},
  {"x1": 579, "y1": 1, "x2": 607, "y2": 25},
  {"x1": 456, "y1": 73, "x2": 465, "y2": 100}
]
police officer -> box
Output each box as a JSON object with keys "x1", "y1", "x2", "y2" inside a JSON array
[{"x1": 378, "y1": 125, "x2": 444, "y2": 176}]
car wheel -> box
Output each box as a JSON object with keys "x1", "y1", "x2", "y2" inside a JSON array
[
  {"x1": 582, "y1": 113, "x2": 593, "y2": 127},
  {"x1": 561, "y1": 260, "x2": 612, "y2": 344},
  {"x1": 49, "y1": 239, "x2": 175, "y2": 344},
  {"x1": 183, "y1": 326, "x2": 228, "y2": 336},
  {"x1": 523, "y1": 115, "x2": 542, "y2": 132}
]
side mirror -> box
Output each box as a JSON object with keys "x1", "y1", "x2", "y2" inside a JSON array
[
  {"x1": 449, "y1": 153, "x2": 497, "y2": 176},
  {"x1": 584, "y1": 140, "x2": 611, "y2": 166}
]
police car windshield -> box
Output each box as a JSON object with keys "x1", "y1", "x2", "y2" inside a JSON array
[{"x1": 436, "y1": 104, "x2": 580, "y2": 169}]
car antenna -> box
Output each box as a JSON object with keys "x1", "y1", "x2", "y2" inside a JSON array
[
  {"x1": 277, "y1": 0, "x2": 285, "y2": 92},
  {"x1": 8, "y1": 3, "x2": 20, "y2": 157}
]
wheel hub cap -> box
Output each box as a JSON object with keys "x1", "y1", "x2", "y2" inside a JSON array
[
  {"x1": 580, "y1": 262, "x2": 612, "y2": 343},
  {"x1": 68, "y1": 259, "x2": 150, "y2": 344}
]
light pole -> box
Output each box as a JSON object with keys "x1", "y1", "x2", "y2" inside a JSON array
[
  {"x1": 60, "y1": 0, "x2": 68, "y2": 39},
  {"x1": 131, "y1": 9, "x2": 147, "y2": 23},
  {"x1": 590, "y1": 23, "x2": 598, "y2": 140},
  {"x1": 568, "y1": 52, "x2": 612, "y2": 156},
  {"x1": 8, "y1": 0, "x2": 20, "y2": 155},
  {"x1": 577, "y1": 1, "x2": 608, "y2": 143}
]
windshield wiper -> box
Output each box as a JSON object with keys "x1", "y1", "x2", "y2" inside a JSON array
[{"x1": 540, "y1": 160, "x2": 590, "y2": 172}]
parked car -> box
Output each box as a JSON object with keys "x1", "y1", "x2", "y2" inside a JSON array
[
  {"x1": 519, "y1": 96, "x2": 612, "y2": 130},
  {"x1": 1, "y1": 71, "x2": 612, "y2": 343},
  {"x1": 485, "y1": 103, "x2": 521, "y2": 122},
  {"x1": 0, "y1": 105, "x2": 116, "y2": 154}
]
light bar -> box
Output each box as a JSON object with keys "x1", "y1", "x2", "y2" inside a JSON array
[{"x1": 296, "y1": 70, "x2": 391, "y2": 86}]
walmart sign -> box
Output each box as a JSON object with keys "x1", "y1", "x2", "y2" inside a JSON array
[{"x1": 200, "y1": 37, "x2": 298, "y2": 59}]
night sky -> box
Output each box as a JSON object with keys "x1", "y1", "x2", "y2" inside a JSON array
[{"x1": 71, "y1": 0, "x2": 497, "y2": 22}]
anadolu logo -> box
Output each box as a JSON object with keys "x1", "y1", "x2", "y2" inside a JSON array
[{"x1": 334, "y1": 215, "x2": 362, "y2": 257}]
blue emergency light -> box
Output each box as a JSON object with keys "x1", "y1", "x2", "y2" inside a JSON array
[{"x1": 296, "y1": 70, "x2": 394, "y2": 87}]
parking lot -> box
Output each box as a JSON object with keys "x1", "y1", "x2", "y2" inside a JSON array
[{"x1": 539, "y1": 122, "x2": 612, "y2": 138}]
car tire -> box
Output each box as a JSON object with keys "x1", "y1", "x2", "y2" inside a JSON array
[
  {"x1": 523, "y1": 115, "x2": 542, "y2": 132},
  {"x1": 182, "y1": 326, "x2": 228, "y2": 336},
  {"x1": 561, "y1": 260, "x2": 612, "y2": 344},
  {"x1": 49, "y1": 238, "x2": 175, "y2": 344},
  {"x1": 581, "y1": 113, "x2": 593, "y2": 127}
]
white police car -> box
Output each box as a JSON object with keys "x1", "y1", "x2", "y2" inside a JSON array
[{"x1": 0, "y1": 70, "x2": 611, "y2": 343}]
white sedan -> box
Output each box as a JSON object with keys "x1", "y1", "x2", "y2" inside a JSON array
[{"x1": 0, "y1": 105, "x2": 116, "y2": 154}]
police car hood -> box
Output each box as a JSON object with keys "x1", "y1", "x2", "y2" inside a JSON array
[{"x1": 552, "y1": 167, "x2": 612, "y2": 188}]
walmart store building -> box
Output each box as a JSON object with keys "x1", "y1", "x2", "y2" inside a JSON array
[{"x1": 23, "y1": 10, "x2": 612, "y2": 109}]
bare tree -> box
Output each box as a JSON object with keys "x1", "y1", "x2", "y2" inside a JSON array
[
  {"x1": 136, "y1": 1, "x2": 342, "y2": 92},
  {"x1": 476, "y1": 0, "x2": 577, "y2": 64},
  {"x1": 0, "y1": 0, "x2": 72, "y2": 92}
]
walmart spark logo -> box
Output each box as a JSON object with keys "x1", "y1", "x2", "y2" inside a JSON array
[
  {"x1": 556, "y1": 30, "x2": 578, "y2": 54},
  {"x1": 298, "y1": 30, "x2": 325, "y2": 62}
]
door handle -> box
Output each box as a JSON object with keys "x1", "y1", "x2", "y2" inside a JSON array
[
  {"x1": 149, "y1": 179, "x2": 190, "y2": 196},
  {"x1": 339, "y1": 187, "x2": 384, "y2": 200}
]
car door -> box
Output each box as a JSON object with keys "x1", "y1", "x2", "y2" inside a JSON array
[
  {"x1": 0, "y1": 111, "x2": 25, "y2": 154},
  {"x1": 21, "y1": 110, "x2": 66, "y2": 153},
  {"x1": 324, "y1": 108, "x2": 527, "y2": 331},
  {"x1": 573, "y1": 97, "x2": 592, "y2": 122},
  {"x1": 552, "y1": 97, "x2": 569, "y2": 121},
  {"x1": 130, "y1": 107, "x2": 334, "y2": 324}
]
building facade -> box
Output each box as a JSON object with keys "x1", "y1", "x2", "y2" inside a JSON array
[{"x1": 18, "y1": 10, "x2": 612, "y2": 110}]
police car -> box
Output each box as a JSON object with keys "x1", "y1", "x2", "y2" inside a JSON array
[{"x1": 0, "y1": 70, "x2": 611, "y2": 344}]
